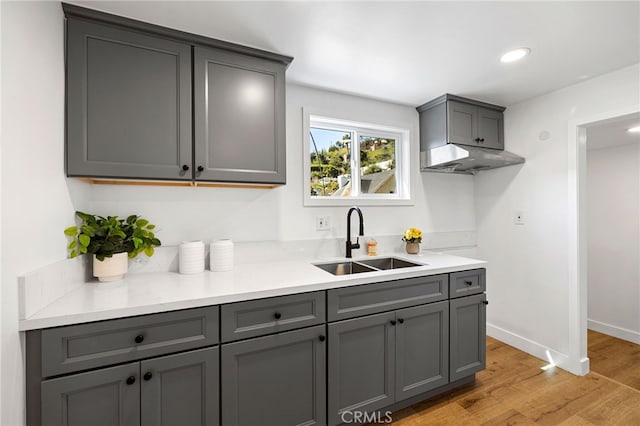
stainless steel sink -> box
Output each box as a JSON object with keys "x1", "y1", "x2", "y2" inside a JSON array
[
  {"x1": 314, "y1": 261, "x2": 377, "y2": 276},
  {"x1": 314, "y1": 257, "x2": 424, "y2": 275},
  {"x1": 358, "y1": 257, "x2": 423, "y2": 270}
]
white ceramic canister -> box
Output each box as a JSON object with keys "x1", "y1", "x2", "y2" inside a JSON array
[
  {"x1": 179, "y1": 240, "x2": 205, "y2": 274},
  {"x1": 210, "y1": 239, "x2": 234, "y2": 272}
]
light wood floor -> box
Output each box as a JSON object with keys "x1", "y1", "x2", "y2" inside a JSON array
[
  {"x1": 588, "y1": 329, "x2": 640, "y2": 392},
  {"x1": 386, "y1": 336, "x2": 640, "y2": 425}
]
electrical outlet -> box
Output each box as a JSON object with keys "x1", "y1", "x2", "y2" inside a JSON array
[
  {"x1": 514, "y1": 211, "x2": 525, "y2": 225},
  {"x1": 316, "y1": 216, "x2": 331, "y2": 231}
]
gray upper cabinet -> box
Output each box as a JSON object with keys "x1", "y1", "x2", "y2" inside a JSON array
[
  {"x1": 417, "y1": 94, "x2": 505, "y2": 151},
  {"x1": 64, "y1": 4, "x2": 292, "y2": 185},
  {"x1": 66, "y1": 18, "x2": 192, "y2": 180},
  {"x1": 194, "y1": 47, "x2": 287, "y2": 184}
]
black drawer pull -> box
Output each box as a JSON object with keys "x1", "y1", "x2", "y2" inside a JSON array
[
  {"x1": 483, "y1": 300, "x2": 489, "y2": 305},
  {"x1": 134, "y1": 335, "x2": 144, "y2": 344},
  {"x1": 398, "y1": 318, "x2": 404, "y2": 324},
  {"x1": 126, "y1": 376, "x2": 136, "y2": 385},
  {"x1": 465, "y1": 280, "x2": 473, "y2": 286},
  {"x1": 182, "y1": 164, "x2": 189, "y2": 171},
  {"x1": 319, "y1": 335, "x2": 326, "y2": 342},
  {"x1": 197, "y1": 165, "x2": 204, "y2": 172},
  {"x1": 390, "y1": 320, "x2": 396, "y2": 326},
  {"x1": 143, "y1": 372, "x2": 153, "y2": 381},
  {"x1": 274, "y1": 312, "x2": 282, "y2": 320}
]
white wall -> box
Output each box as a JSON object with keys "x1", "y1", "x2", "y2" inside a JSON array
[
  {"x1": 0, "y1": 0, "x2": 3, "y2": 422},
  {"x1": 1, "y1": 3, "x2": 78, "y2": 425},
  {"x1": 476, "y1": 64, "x2": 640, "y2": 372},
  {"x1": 0, "y1": 4, "x2": 477, "y2": 424},
  {"x1": 587, "y1": 143, "x2": 640, "y2": 343},
  {"x1": 88, "y1": 84, "x2": 476, "y2": 245}
]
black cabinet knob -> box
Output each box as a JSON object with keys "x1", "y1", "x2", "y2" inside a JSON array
[
  {"x1": 465, "y1": 280, "x2": 473, "y2": 286},
  {"x1": 474, "y1": 137, "x2": 481, "y2": 142},
  {"x1": 274, "y1": 312, "x2": 282, "y2": 320},
  {"x1": 483, "y1": 300, "x2": 489, "y2": 305},
  {"x1": 182, "y1": 164, "x2": 190, "y2": 171},
  {"x1": 135, "y1": 335, "x2": 144, "y2": 344},
  {"x1": 479, "y1": 138, "x2": 485, "y2": 143},
  {"x1": 197, "y1": 165, "x2": 204, "y2": 172},
  {"x1": 319, "y1": 335, "x2": 326, "y2": 342},
  {"x1": 398, "y1": 318, "x2": 404, "y2": 324},
  {"x1": 126, "y1": 376, "x2": 136, "y2": 385},
  {"x1": 143, "y1": 372, "x2": 153, "y2": 381},
  {"x1": 390, "y1": 320, "x2": 396, "y2": 326}
]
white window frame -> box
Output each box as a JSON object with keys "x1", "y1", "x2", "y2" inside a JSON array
[{"x1": 303, "y1": 109, "x2": 412, "y2": 206}]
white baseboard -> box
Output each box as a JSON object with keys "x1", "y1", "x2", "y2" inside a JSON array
[
  {"x1": 487, "y1": 323, "x2": 590, "y2": 376},
  {"x1": 588, "y1": 319, "x2": 640, "y2": 344}
]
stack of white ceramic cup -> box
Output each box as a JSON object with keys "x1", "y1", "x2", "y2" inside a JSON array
[
  {"x1": 210, "y1": 239, "x2": 233, "y2": 271},
  {"x1": 179, "y1": 240, "x2": 205, "y2": 274}
]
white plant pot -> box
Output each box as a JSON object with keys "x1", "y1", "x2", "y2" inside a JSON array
[{"x1": 93, "y1": 252, "x2": 129, "y2": 282}]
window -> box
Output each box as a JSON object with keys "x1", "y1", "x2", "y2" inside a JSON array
[{"x1": 303, "y1": 112, "x2": 411, "y2": 206}]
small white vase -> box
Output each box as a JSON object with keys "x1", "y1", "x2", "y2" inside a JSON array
[{"x1": 93, "y1": 252, "x2": 129, "y2": 282}]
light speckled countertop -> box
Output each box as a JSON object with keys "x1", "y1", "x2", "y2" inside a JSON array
[{"x1": 19, "y1": 251, "x2": 485, "y2": 331}]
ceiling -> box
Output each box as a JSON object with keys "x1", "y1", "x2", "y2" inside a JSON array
[
  {"x1": 68, "y1": 1, "x2": 640, "y2": 107},
  {"x1": 586, "y1": 113, "x2": 640, "y2": 151}
]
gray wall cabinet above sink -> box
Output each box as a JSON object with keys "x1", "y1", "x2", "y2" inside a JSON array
[
  {"x1": 63, "y1": 3, "x2": 292, "y2": 185},
  {"x1": 417, "y1": 94, "x2": 505, "y2": 151}
]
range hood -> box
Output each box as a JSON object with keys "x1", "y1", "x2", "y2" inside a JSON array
[{"x1": 420, "y1": 144, "x2": 525, "y2": 175}]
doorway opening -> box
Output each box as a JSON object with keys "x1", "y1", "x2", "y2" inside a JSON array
[{"x1": 569, "y1": 107, "x2": 640, "y2": 377}]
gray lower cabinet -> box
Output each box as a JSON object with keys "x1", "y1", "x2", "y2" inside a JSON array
[
  {"x1": 41, "y1": 362, "x2": 140, "y2": 426},
  {"x1": 450, "y1": 293, "x2": 487, "y2": 381},
  {"x1": 41, "y1": 346, "x2": 219, "y2": 426},
  {"x1": 221, "y1": 325, "x2": 326, "y2": 426},
  {"x1": 328, "y1": 302, "x2": 449, "y2": 425},
  {"x1": 66, "y1": 17, "x2": 192, "y2": 181},
  {"x1": 194, "y1": 46, "x2": 287, "y2": 184}
]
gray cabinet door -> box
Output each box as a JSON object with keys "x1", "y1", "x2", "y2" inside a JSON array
[
  {"x1": 395, "y1": 301, "x2": 449, "y2": 400},
  {"x1": 221, "y1": 325, "x2": 326, "y2": 426},
  {"x1": 450, "y1": 293, "x2": 487, "y2": 382},
  {"x1": 66, "y1": 18, "x2": 192, "y2": 180},
  {"x1": 447, "y1": 101, "x2": 477, "y2": 147},
  {"x1": 477, "y1": 107, "x2": 504, "y2": 149},
  {"x1": 194, "y1": 46, "x2": 286, "y2": 184},
  {"x1": 141, "y1": 347, "x2": 219, "y2": 426},
  {"x1": 328, "y1": 311, "x2": 396, "y2": 426},
  {"x1": 41, "y1": 363, "x2": 140, "y2": 426}
]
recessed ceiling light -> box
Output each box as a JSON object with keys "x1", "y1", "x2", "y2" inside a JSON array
[
  {"x1": 627, "y1": 126, "x2": 640, "y2": 133},
  {"x1": 500, "y1": 47, "x2": 531, "y2": 63}
]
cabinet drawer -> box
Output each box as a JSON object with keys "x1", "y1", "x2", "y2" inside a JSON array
[
  {"x1": 327, "y1": 274, "x2": 448, "y2": 322},
  {"x1": 41, "y1": 306, "x2": 219, "y2": 377},
  {"x1": 450, "y1": 269, "x2": 486, "y2": 298},
  {"x1": 221, "y1": 292, "x2": 325, "y2": 342}
]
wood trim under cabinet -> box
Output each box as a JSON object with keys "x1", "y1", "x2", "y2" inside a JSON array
[{"x1": 76, "y1": 178, "x2": 279, "y2": 189}]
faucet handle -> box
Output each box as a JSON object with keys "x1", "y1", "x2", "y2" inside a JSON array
[{"x1": 352, "y1": 237, "x2": 360, "y2": 249}]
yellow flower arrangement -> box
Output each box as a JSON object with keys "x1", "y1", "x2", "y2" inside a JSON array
[{"x1": 402, "y1": 227, "x2": 422, "y2": 243}]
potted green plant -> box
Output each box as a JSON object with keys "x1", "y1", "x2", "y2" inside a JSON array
[
  {"x1": 402, "y1": 227, "x2": 422, "y2": 254},
  {"x1": 64, "y1": 211, "x2": 161, "y2": 282}
]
